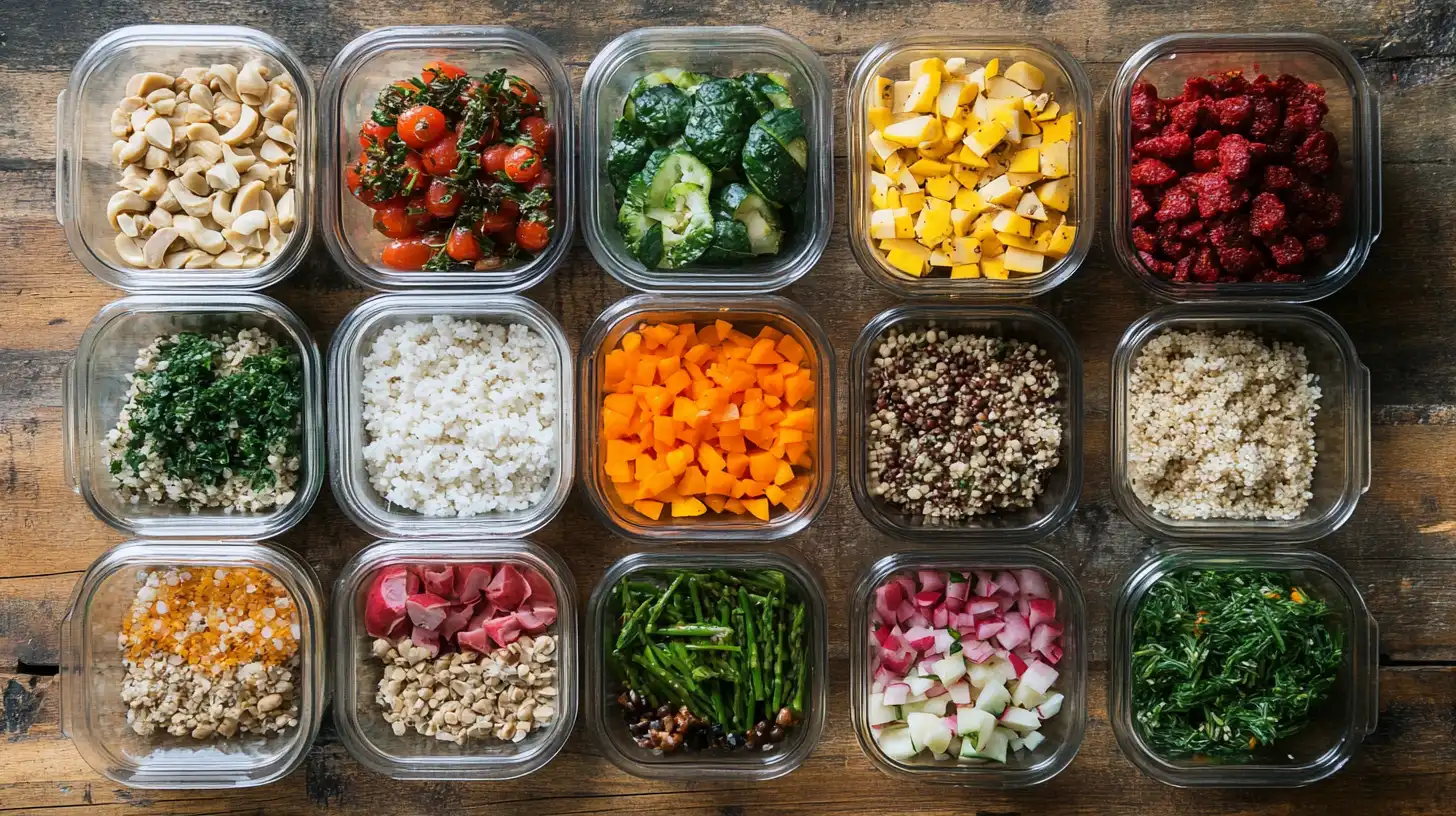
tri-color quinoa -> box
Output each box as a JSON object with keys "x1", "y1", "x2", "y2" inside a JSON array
[{"x1": 866, "y1": 327, "x2": 1063, "y2": 520}]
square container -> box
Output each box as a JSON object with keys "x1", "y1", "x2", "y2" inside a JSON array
[
  {"x1": 1108, "y1": 32, "x2": 1381, "y2": 302},
  {"x1": 850, "y1": 549, "x2": 1087, "y2": 787},
  {"x1": 577, "y1": 294, "x2": 834, "y2": 541},
  {"x1": 580, "y1": 26, "x2": 833, "y2": 293},
  {"x1": 328, "y1": 293, "x2": 574, "y2": 539},
  {"x1": 58, "y1": 25, "x2": 316, "y2": 291},
  {"x1": 586, "y1": 546, "x2": 828, "y2": 780},
  {"x1": 320, "y1": 26, "x2": 575, "y2": 291},
  {"x1": 1109, "y1": 544, "x2": 1378, "y2": 787},
  {"x1": 63, "y1": 293, "x2": 324, "y2": 538},
  {"x1": 331, "y1": 539, "x2": 577, "y2": 780},
  {"x1": 60, "y1": 539, "x2": 327, "y2": 789},
  {"x1": 850, "y1": 304, "x2": 1082, "y2": 542},
  {"x1": 1111, "y1": 303, "x2": 1370, "y2": 543},
  {"x1": 846, "y1": 34, "x2": 1095, "y2": 299}
]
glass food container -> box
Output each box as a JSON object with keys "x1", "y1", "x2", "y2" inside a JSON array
[
  {"x1": 63, "y1": 293, "x2": 324, "y2": 539},
  {"x1": 60, "y1": 539, "x2": 326, "y2": 789},
  {"x1": 331, "y1": 539, "x2": 576, "y2": 780},
  {"x1": 577, "y1": 294, "x2": 835, "y2": 542},
  {"x1": 846, "y1": 34, "x2": 1094, "y2": 299},
  {"x1": 585, "y1": 546, "x2": 828, "y2": 780},
  {"x1": 1109, "y1": 544, "x2": 1378, "y2": 787},
  {"x1": 850, "y1": 549, "x2": 1087, "y2": 787},
  {"x1": 1107, "y1": 32, "x2": 1381, "y2": 302},
  {"x1": 580, "y1": 26, "x2": 833, "y2": 293},
  {"x1": 58, "y1": 25, "x2": 316, "y2": 291},
  {"x1": 1110, "y1": 303, "x2": 1370, "y2": 543},
  {"x1": 849, "y1": 304, "x2": 1083, "y2": 542},
  {"x1": 328, "y1": 293, "x2": 574, "y2": 539},
  {"x1": 320, "y1": 26, "x2": 575, "y2": 291}
]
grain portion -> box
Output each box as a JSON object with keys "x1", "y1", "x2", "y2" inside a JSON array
[{"x1": 1126, "y1": 329, "x2": 1320, "y2": 520}]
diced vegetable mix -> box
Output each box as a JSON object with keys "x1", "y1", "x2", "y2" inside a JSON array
[
  {"x1": 345, "y1": 62, "x2": 555, "y2": 272},
  {"x1": 606, "y1": 69, "x2": 808, "y2": 269},
  {"x1": 869, "y1": 569, "x2": 1067, "y2": 765},
  {"x1": 1132, "y1": 570, "x2": 1342, "y2": 759},
  {"x1": 608, "y1": 568, "x2": 810, "y2": 753},
  {"x1": 865, "y1": 57, "x2": 1076, "y2": 280},
  {"x1": 599, "y1": 318, "x2": 816, "y2": 522}
]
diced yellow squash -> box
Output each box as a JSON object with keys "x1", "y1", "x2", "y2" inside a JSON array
[
  {"x1": 952, "y1": 165, "x2": 982, "y2": 190},
  {"x1": 1025, "y1": 92, "x2": 1051, "y2": 115},
  {"x1": 991, "y1": 209, "x2": 1032, "y2": 237},
  {"x1": 949, "y1": 144, "x2": 990, "y2": 168},
  {"x1": 1003, "y1": 245, "x2": 1046, "y2": 275},
  {"x1": 990, "y1": 100, "x2": 1023, "y2": 143},
  {"x1": 901, "y1": 189, "x2": 926, "y2": 215},
  {"x1": 867, "y1": 106, "x2": 894, "y2": 132},
  {"x1": 885, "y1": 150, "x2": 906, "y2": 176},
  {"x1": 1015, "y1": 190, "x2": 1049, "y2": 221},
  {"x1": 1041, "y1": 113, "x2": 1074, "y2": 143},
  {"x1": 965, "y1": 67, "x2": 986, "y2": 94},
  {"x1": 945, "y1": 57, "x2": 968, "y2": 75},
  {"x1": 998, "y1": 231, "x2": 1039, "y2": 250},
  {"x1": 948, "y1": 235, "x2": 982, "y2": 265},
  {"x1": 929, "y1": 249, "x2": 953, "y2": 267},
  {"x1": 869, "y1": 171, "x2": 894, "y2": 206},
  {"x1": 964, "y1": 121, "x2": 1008, "y2": 157},
  {"x1": 953, "y1": 187, "x2": 990, "y2": 217},
  {"x1": 1034, "y1": 100, "x2": 1061, "y2": 122},
  {"x1": 1021, "y1": 133, "x2": 1043, "y2": 150},
  {"x1": 951, "y1": 263, "x2": 981, "y2": 279},
  {"x1": 909, "y1": 57, "x2": 946, "y2": 80},
  {"x1": 904, "y1": 72, "x2": 940, "y2": 113},
  {"x1": 969, "y1": 211, "x2": 998, "y2": 240},
  {"x1": 884, "y1": 115, "x2": 942, "y2": 146},
  {"x1": 1010, "y1": 147, "x2": 1040, "y2": 173},
  {"x1": 1003, "y1": 61, "x2": 1046, "y2": 91},
  {"x1": 982, "y1": 255, "x2": 1008, "y2": 279},
  {"x1": 1020, "y1": 111, "x2": 1041, "y2": 135},
  {"x1": 892, "y1": 80, "x2": 915, "y2": 113},
  {"x1": 917, "y1": 138, "x2": 959, "y2": 160},
  {"x1": 869, "y1": 209, "x2": 898, "y2": 240},
  {"x1": 981, "y1": 232, "x2": 1005, "y2": 258},
  {"x1": 878, "y1": 238, "x2": 932, "y2": 258},
  {"x1": 884, "y1": 187, "x2": 902, "y2": 209},
  {"x1": 978, "y1": 175, "x2": 1022, "y2": 206},
  {"x1": 915, "y1": 198, "x2": 952, "y2": 245},
  {"x1": 868, "y1": 130, "x2": 899, "y2": 161},
  {"x1": 1047, "y1": 224, "x2": 1076, "y2": 257},
  {"x1": 986, "y1": 75, "x2": 1031, "y2": 100},
  {"x1": 1005, "y1": 171, "x2": 1044, "y2": 188},
  {"x1": 893, "y1": 166, "x2": 920, "y2": 194},
  {"x1": 937, "y1": 80, "x2": 967, "y2": 119},
  {"x1": 925, "y1": 174, "x2": 960, "y2": 201},
  {"x1": 874, "y1": 76, "x2": 894, "y2": 107},
  {"x1": 1040, "y1": 140, "x2": 1070, "y2": 178},
  {"x1": 942, "y1": 118, "x2": 967, "y2": 144},
  {"x1": 886, "y1": 248, "x2": 927, "y2": 277},
  {"x1": 985, "y1": 58, "x2": 1000, "y2": 79},
  {"x1": 909, "y1": 157, "x2": 953, "y2": 177},
  {"x1": 893, "y1": 208, "x2": 915, "y2": 239},
  {"x1": 950, "y1": 207, "x2": 974, "y2": 236}
]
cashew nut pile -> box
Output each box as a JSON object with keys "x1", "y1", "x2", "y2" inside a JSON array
[{"x1": 107, "y1": 61, "x2": 299, "y2": 270}]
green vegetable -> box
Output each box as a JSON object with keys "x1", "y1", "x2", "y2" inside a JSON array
[
  {"x1": 616, "y1": 169, "x2": 654, "y2": 249},
  {"x1": 646, "y1": 153, "x2": 713, "y2": 210},
  {"x1": 683, "y1": 78, "x2": 753, "y2": 171},
  {"x1": 741, "y1": 107, "x2": 808, "y2": 205},
  {"x1": 738, "y1": 72, "x2": 793, "y2": 115},
  {"x1": 716, "y1": 182, "x2": 782, "y2": 256},
  {"x1": 653, "y1": 182, "x2": 714, "y2": 268},
  {"x1": 1131, "y1": 570, "x2": 1343, "y2": 759},
  {"x1": 702, "y1": 218, "x2": 754, "y2": 264},
  {"x1": 607, "y1": 117, "x2": 653, "y2": 195},
  {"x1": 630, "y1": 83, "x2": 691, "y2": 140}
]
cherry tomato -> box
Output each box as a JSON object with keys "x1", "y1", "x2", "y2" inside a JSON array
[
  {"x1": 359, "y1": 119, "x2": 395, "y2": 149},
  {"x1": 498, "y1": 198, "x2": 521, "y2": 219},
  {"x1": 422, "y1": 132, "x2": 461, "y2": 176},
  {"x1": 480, "y1": 143, "x2": 511, "y2": 176},
  {"x1": 515, "y1": 220, "x2": 551, "y2": 253},
  {"x1": 505, "y1": 76, "x2": 540, "y2": 107},
  {"x1": 422, "y1": 61, "x2": 467, "y2": 82},
  {"x1": 400, "y1": 152, "x2": 428, "y2": 195},
  {"x1": 476, "y1": 210, "x2": 516, "y2": 235},
  {"x1": 529, "y1": 168, "x2": 554, "y2": 191},
  {"x1": 381, "y1": 237, "x2": 435, "y2": 270},
  {"x1": 397, "y1": 105, "x2": 447, "y2": 148},
  {"x1": 372, "y1": 200, "x2": 427, "y2": 239},
  {"x1": 456, "y1": 79, "x2": 485, "y2": 108},
  {"x1": 503, "y1": 146, "x2": 542, "y2": 183},
  {"x1": 519, "y1": 116, "x2": 553, "y2": 152},
  {"x1": 425, "y1": 179, "x2": 461, "y2": 219},
  {"x1": 347, "y1": 158, "x2": 402, "y2": 209},
  {"x1": 446, "y1": 226, "x2": 484, "y2": 262}
]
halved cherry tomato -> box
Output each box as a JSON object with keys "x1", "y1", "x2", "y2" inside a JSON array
[
  {"x1": 503, "y1": 146, "x2": 542, "y2": 183},
  {"x1": 480, "y1": 143, "x2": 511, "y2": 176},
  {"x1": 425, "y1": 179, "x2": 461, "y2": 219},
  {"x1": 515, "y1": 220, "x2": 550, "y2": 253},
  {"x1": 498, "y1": 198, "x2": 520, "y2": 219},
  {"x1": 398, "y1": 105, "x2": 447, "y2": 148},
  {"x1": 372, "y1": 200, "x2": 428, "y2": 239},
  {"x1": 359, "y1": 119, "x2": 395, "y2": 149},
  {"x1": 381, "y1": 237, "x2": 435, "y2": 270},
  {"x1": 446, "y1": 226, "x2": 484, "y2": 262},
  {"x1": 423, "y1": 61, "x2": 467, "y2": 82},
  {"x1": 519, "y1": 116, "x2": 553, "y2": 152},
  {"x1": 476, "y1": 209, "x2": 516, "y2": 235},
  {"x1": 504, "y1": 77, "x2": 540, "y2": 107},
  {"x1": 422, "y1": 132, "x2": 461, "y2": 176},
  {"x1": 528, "y1": 168, "x2": 554, "y2": 191}
]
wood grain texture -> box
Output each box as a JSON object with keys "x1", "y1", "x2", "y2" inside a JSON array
[{"x1": 2, "y1": 0, "x2": 1456, "y2": 811}]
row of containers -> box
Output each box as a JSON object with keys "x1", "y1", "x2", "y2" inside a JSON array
[
  {"x1": 60, "y1": 291, "x2": 1377, "y2": 789},
  {"x1": 59, "y1": 24, "x2": 1380, "y2": 300}
]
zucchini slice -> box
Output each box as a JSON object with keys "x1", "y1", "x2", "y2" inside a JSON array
[
  {"x1": 741, "y1": 107, "x2": 808, "y2": 205},
  {"x1": 738, "y1": 72, "x2": 794, "y2": 115},
  {"x1": 647, "y1": 152, "x2": 713, "y2": 210},
  {"x1": 683, "y1": 78, "x2": 753, "y2": 171},
  {"x1": 715, "y1": 182, "x2": 782, "y2": 256}
]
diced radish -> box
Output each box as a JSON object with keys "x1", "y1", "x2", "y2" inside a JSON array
[
  {"x1": 873, "y1": 666, "x2": 898, "y2": 693},
  {"x1": 1031, "y1": 622, "x2": 1063, "y2": 656},
  {"x1": 867, "y1": 692, "x2": 898, "y2": 726},
  {"x1": 874, "y1": 583, "x2": 901, "y2": 624},
  {"x1": 410, "y1": 625, "x2": 441, "y2": 657},
  {"x1": 1011, "y1": 679, "x2": 1047, "y2": 709},
  {"x1": 879, "y1": 646, "x2": 914, "y2": 675},
  {"x1": 906, "y1": 674, "x2": 937, "y2": 696},
  {"x1": 1006, "y1": 650, "x2": 1028, "y2": 678},
  {"x1": 916, "y1": 695, "x2": 950, "y2": 716},
  {"x1": 933, "y1": 628, "x2": 956, "y2": 654},
  {"x1": 1021, "y1": 730, "x2": 1046, "y2": 752},
  {"x1": 1026, "y1": 597, "x2": 1058, "y2": 630},
  {"x1": 1017, "y1": 569, "x2": 1052, "y2": 599},
  {"x1": 954, "y1": 611, "x2": 980, "y2": 630},
  {"x1": 877, "y1": 724, "x2": 918, "y2": 760},
  {"x1": 1037, "y1": 691, "x2": 1065, "y2": 719},
  {"x1": 994, "y1": 571, "x2": 1020, "y2": 596},
  {"x1": 997, "y1": 612, "x2": 1031, "y2": 650},
  {"x1": 917, "y1": 569, "x2": 946, "y2": 593},
  {"x1": 967, "y1": 663, "x2": 998, "y2": 689},
  {"x1": 963, "y1": 639, "x2": 996, "y2": 664},
  {"x1": 904, "y1": 625, "x2": 936, "y2": 652},
  {"x1": 946, "y1": 579, "x2": 970, "y2": 602},
  {"x1": 874, "y1": 624, "x2": 896, "y2": 648},
  {"x1": 485, "y1": 565, "x2": 530, "y2": 610},
  {"x1": 1021, "y1": 660, "x2": 1059, "y2": 695},
  {"x1": 999, "y1": 706, "x2": 1042, "y2": 733},
  {"x1": 974, "y1": 682, "x2": 1011, "y2": 716},
  {"x1": 968, "y1": 598, "x2": 1000, "y2": 616},
  {"x1": 905, "y1": 611, "x2": 930, "y2": 629},
  {"x1": 1041, "y1": 644, "x2": 1064, "y2": 665},
  {"x1": 882, "y1": 683, "x2": 911, "y2": 706},
  {"x1": 896, "y1": 600, "x2": 917, "y2": 624},
  {"x1": 974, "y1": 573, "x2": 999, "y2": 597},
  {"x1": 892, "y1": 575, "x2": 918, "y2": 605},
  {"x1": 453, "y1": 563, "x2": 494, "y2": 601},
  {"x1": 364, "y1": 566, "x2": 411, "y2": 639},
  {"x1": 907, "y1": 711, "x2": 952, "y2": 755},
  {"x1": 926, "y1": 681, "x2": 948, "y2": 699},
  {"x1": 404, "y1": 593, "x2": 451, "y2": 630},
  {"x1": 996, "y1": 593, "x2": 1017, "y2": 614},
  {"x1": 947, "y1": 681, "x2": 973, "y2": 705},
  {"x1": 990, "y1": 655, "x2": 1019, "y2": 683},
  {"x1": 934, "y1": 652, "x2": 967, "y2": 685},
  {"x1": 975, "y1": 618, "x2": 1006, "y2": 640},
  {"x1": 932, "y1": 604, "x2": 950, "y2": 628},
  {"x1": 421, "y1": 565, "x2": 455, "y2": 598},
  {"x1": 917, "y1": 655, "x2": 941, "y2": 677},
  {"x1": 943, "y1": 595, "x2": 964, "y2": 615},
  {"x1": 914, "y1": 589, "x2": 942, "y2": 608}
]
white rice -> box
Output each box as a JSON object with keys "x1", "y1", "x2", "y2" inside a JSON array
[{"x1": 360, "y1": 316, "x2": 558, "y2": 517}]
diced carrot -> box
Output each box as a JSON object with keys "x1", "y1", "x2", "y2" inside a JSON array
[
  {"x1": 615, "y1": 480, "x2": 641, "y2": 504},
  {"x1": 785, "y1": 442, "x2": 808, "y2": 463},
  {"x1": 756, "y1": 325, "x2": 784, "y2": 342},
  {"x1": 699, "y1": 444, "x2": 727, "y2": 473},
  {"x1": 602, "y1": 408, "x2": 632, "y2": 440},
  {"x1": 643, "y1": 470, "x2": 677, "y2": 498},
  {"x1": 776, "y1": 334, "x2": 805, "y2": 364},
  {"x1": 645, "y1": 323, "x2": 677, "y2": 348},
  {"x1": 714, "y1": 319, "x2": 733, "y2": 339},
  {"x1": 764, "y1": 394, "x2": 782, "y2": 408},
  {"x1": 653, "y1": 415, "x2": 677, "y2": 446},
  {"x1": 778, "y1": 428, "x2": 805, "y2": 444},
  {"x1": 739, "y1": 414, "x2": 761, "y2": 431},
  {"x1": 634, "y1": 358, "x2": 657, "y2": 386},
  {"x1": 633, "y1": 499, "x2": 664, "y2": 520},
  {"x1": 684, "y1": 343, "x2": 712, "y2": 365},
  {"x1": 720, "y1": 433, "x2": 746, "y2": 453},
  {"x1": 603, "y1": 392, "x2": 636, "y2": 417},
  {"x1": 664, "y1": 334, "x2": 688, "y2": 357},
  {"x1": 774, "y1": 460, "x2": 795, "y2": 486},
  {"x1": 622, "y1": 331, "x2": 643, "y2": 352},
  {"x1": 657, "y1": 355, "x2": 681, "y2": 380},
  {"x1": 677, "y1": 466, "x2": 707, "y2": 496},
  {"x1": 784, "y1": 372, "x2": 814, "y2": 406},
  {"x1": 604, "y1": 349, "x2": 628, "y2": 382},
  {"x1": 704, "y1": 494, "x2": 729, "y2": 513},
  {"x1": 696, "y1": 325, "x2": 719, "y2": 346},
  {"x1": 749, "y1": 452, "x2": 780, "y2": 483},
  {"x1": 605, "y1": 458, "x2": 633, "y2": 482},
  {"x1": 727, "y1": 329, "x2": 755, "y2": 347},
  {"x1": 634, "y1": 455, "x2": 660, "y2": 481},
  {"x1": 760, "y1": 409, "x2": 785, "y2": 427},
  {"x1": 764, "y1": 483, "x2": 787, "y2": 505},
  {"x1": 739, "y1": 479, "x2": 766, "y2": 498},
  {"x1": 671, "y1": 497, "x2": 707, "y2": 517},
  {"x1": 718, "y1": 419, "x2": 742, "y2": 437},
  {"x1": 781, "y1": 408, "x2": 815, "y2": 430},
  {"x1": 729, "y1": 479, "x2": 748, "y2": 498},
  {"x1": 725, "y1": 498, "x2": 746, "y2": 515},
  {"x1": 726, "y1": 452, "x2": 750, "y2": 478},
  {"x1": 705, "y1": 469, "x2": 736, "y2": 496},
  {"x1": 672, "y1": 396, "x2": 699, "y2": 424},
  {"x1": 743, "y1": 497, "x2": 770, "y2": 520},
  {"x1": 664, "y1": 369, "x2": 693, "y2": 396},
  {"x1": 654, "y1": 485, "x2": 683, "y2": 504},
  {"x1": 779, "y1": 477, "x2": 810, "y2": 511},
  {"x1": 760, "y1": 370, "x2": 785, "y2": 397},
  {"x1": 747, "y1": 338, "x2": 785, "y2": 364},
  {"x1": 664, "y1": 444, "x2": 694, "y2": 476}
]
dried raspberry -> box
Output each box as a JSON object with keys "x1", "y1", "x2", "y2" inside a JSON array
[
  {"x1": 1303, "y1": 232, "x2": 1330, "y2": 255},
  {"x1": 1217, "y1": 133, "x2": 1253, "y2": 180},
  {"x1": 1249, "y1": 73, "x2": 1277, "y2": 97},
  {"x1": 1249, "y1": 96, "x2": 1281, "y2": 140},
  {"x1": 1294, "y1": 130, "x2": 1339, "y2": 176},
  {"x1": 1190, "y1": 173, "x2": 1247, "y2": 217},
  {"x1": 1134, "y1": 131, "x2": 1193, "y2": 159},
  {"x1": 1138, "y1": 250, "x2": 1175, "y2": 279},
  {"x1": 1193, "y1": 247, "x2": 1220, "y2": 282},
  {"x1": 1266, "y1": 234, "x2": 1306, "y2": 267},
  {"x1": 1160, "y1": 236, "x2": 1192, "y2": 260},
  {"x1": 1308, "y1": 190, "x2": 1344, "y2": 229},
  {"x1": 1217, "y1": 243, "x2": 1265, "y2": 276},
  {"x1": 1179, "y1": 220, "x2": 1208, "y2": 243},
  {"x1": 1249, "y1": 192, "x2": 1287, "y2": 238},
  {"x1": 1131, "y1": 158, "x2": 1179, "y2": 187},
  {"x1": 1193, "y1": 149, "x2": 1220, "y2": 172},
  {"x1": 1170, "y1": 100, "x2": 1203, "y2": 131},
  {"x1": 1131, "y1": 88, "x2": 1168, "y2": 135},
  {"x1": 1131, "y1": 187, "x2": 1153, "y2": 223},
  {"x1": 1283, "y1": 98, "x2": 1328, "y2": 133},
  {"x1": 1194, "y1": 130, "x2": 1224, "y2": 150},
  {"x1": 1215, "y1": 96, "x2": 1253, "y2": 130},
  {"x1": 1268, "y1": 129, "x2": 1301, "y2": 156},
  {"x1": 1210, "y1": 71, "x2": 1251, "y2": 97},
  {"x1": 1289, "y1": 181, "x2": 1326, "y2": 212},
  {"x1": 1182, "y1": 75, "x2": 1216, "y2": 100},
  {"x1": 1132, "y1": 81, "x2": 1159, "y2": 99},
  {"x1": 1263, "y1": 164, "x2": 1297, "y2": 190},
  {"x1": 1274, "y1": 74, "x2": 1309, "y2": 99},
  {"x1": 1132, "y1": 225, "x2": 1157, "y2": 252},
  {"x1": 1155, "y1": 185, "x2": 1195, "y2": 222},
  {"x1": 1173, "y1": 255, "x2": 1194, "y2": 281}
]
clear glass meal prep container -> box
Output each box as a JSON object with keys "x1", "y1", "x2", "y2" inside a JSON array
[
  {"x1": 850, "y1": 548, "x2": 1087, "y2": 787},
  {"x1": 58, "y1": 25, "x2": 316, "y2": 292},
  {"x1": 331, "y1": 538, "x2": 577, "y2": 780},
  {"x1": 585, "y1": 546, "x2": 828, "y2": 780},
  {"x1": 60, "y1": 539, "x2": 327, "y2": 789},
  {"x1": 1109, "y1": 544, "x2": 1378, "y2": 787},
  {"x1": 846, "y1": 34, "x2": 1095, "y2": 299},
  {"x1": 1110, "y1": 303, "x2": 1370, "y2": 543},
  {"x1": 63, "y1": 293, "x2": 324, "y2": 539},
  {"x1": 849, "y1": 304, "x2": 1083, "y2": 542},
  {"x1": 328, "y1": 293, "x2": 574, "y2": 539},
  {"x1": 1107, "y1": 32, "x2": 1382, "y2": 302},
  {"x1": 580, "y1": 26, "x2": 833, "y2": 293},
  {"x1": 577, "y1": 294, "x2": 835, "y2": 542},
  {"x1": 320, "y1": 26, "x2": 575, "y2": 292}
]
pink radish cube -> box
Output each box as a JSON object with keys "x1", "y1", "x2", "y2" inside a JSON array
[
  {"x1": 964, "y1": 640, "x2": 996, "y2": 664},
  {"x1": 1027, "y1": 597, "x2": 1058, "y2": 631},
  {"x1": 1018, "y1": 569, "x2": 1052, "y2": 599},
  {"x1": 947, "y1": 681, "x2": 973, "y2": 705},
  {"x1": 917, "y1": 570, "x2": 946, "y2": 593},
  {"x1": 883, "y1": 683, "x2": 911, "y2": 706},
  {"x1": 994, "y1": 571, "x2": 1021, "y2": 596},
  {"x1": 976, "y1": 618, "x2": 1006, "y2": 640},
  {"x1": 997, "y1": 612, "x2": 1031, "y2": 651},
  {"x1": 914, "y1": 589, "x2": 942, "y2": 608},
  {"x1": 1022, "y1": 660, "x2": 1059, "y2": 695},
  {"x1": 932, "y1": 605, "x2": 950, "y2": 629}
]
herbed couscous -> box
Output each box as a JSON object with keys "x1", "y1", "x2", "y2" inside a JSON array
[{"x1": 1126, "y1": 329, "x2": 1321, "y2": 520}]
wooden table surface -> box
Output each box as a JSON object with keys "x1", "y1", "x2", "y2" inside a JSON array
[{"x1": 2, "y1": 1, "x2": 1454, "y2": 813}]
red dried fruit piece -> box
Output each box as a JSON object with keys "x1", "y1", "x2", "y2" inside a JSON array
[
  {"x1": 1249, "y1": 97, "x2": 1282, "y2": 140},
  {"x1": 1215, "y1": 96, "x2": 1253, "y2": 130},
  {"x1": 1193, "y1": 247, "x2": 1221, "y2": 282},
  {"x1": 1309, "y1": 190, "x2": 1344, "y2": 229},
  {"x1": 1179, "y1": 220, "x2": 1208, "y2": 242},
  {"x1": 1289, "y1": 181, "x2": 1326, "y2": 212},
  {"x1": 1194, "y1": 130, "x2": 1224, "y2": 150},
  {"x1": 1190, "y1": 173, "x2": 1247, "y2": 217},
  {"x1": 1213, "y1": 71, "x2": 1251, "y2": 96},
  {"x1": 1131, "y1": 84, "x2": 1168, "y2": 135},
  {"x1": 1268, "y1": 129, "x2": 1301, "y2": 156},
  {"x1": 1217, "y1": 133, "x2": 1254, "y2": 180},
  {"x1": 1274, "y1": 74, "x2": 1310, "y2": 100},
  {"x1": 1170, "y1": 100, "x2": 1203, "y2": 131},
  {"x1": 1266, "y1": 233, "x2": 1306, "y2": 267},
  {"x1": 1138, "y1": 250, "x2": 1174, "y2": 279},
  {"x1": 1294, "y1": 130, "x2": 1339, "y2": 176},
  {"x1": 1155, "y1": 185, "x2": 1195, "y2": 222},
  {"x1": 1303, "y1": 232, "x2": 1330, "y2": 255},
  {"x1": 1182, "y1": 75, "x2": 1216, "y2": 100},
  {"x1": 1193, "y1": 149, "x2": 1220, "y2": 171},
  {"x1": 1131, "y1": 187, "x2": 1153, "y2": 222},
  {"x1": 1131, "y1": 158, "x2": 1179, "y2": 187},
  {"x1": 1249, "y1": 192, "x2": 1287, "y2": 238},
  {"x1": 1132, "y1": 225, "x2": 1157, "y2": 252},
  {"x1": 1263, "y1": 164, "x2": 1297, "y2": 189},
  {"x1": 1160, "y1": 236, "x2": 1192, "y2": 260},
  {"x1": 1217, "y1": 243, "x2": 1265, "y2": 276},
  {"x1": 1283, "y1": 98, "x2": 1328, "y2": 133},
  {"x1": 1173, "y1": 255, "x2": 1195, "y2": 281},
  {"x1": 1134, "y1": 131, "x2": 1193, "y2": 159}
]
